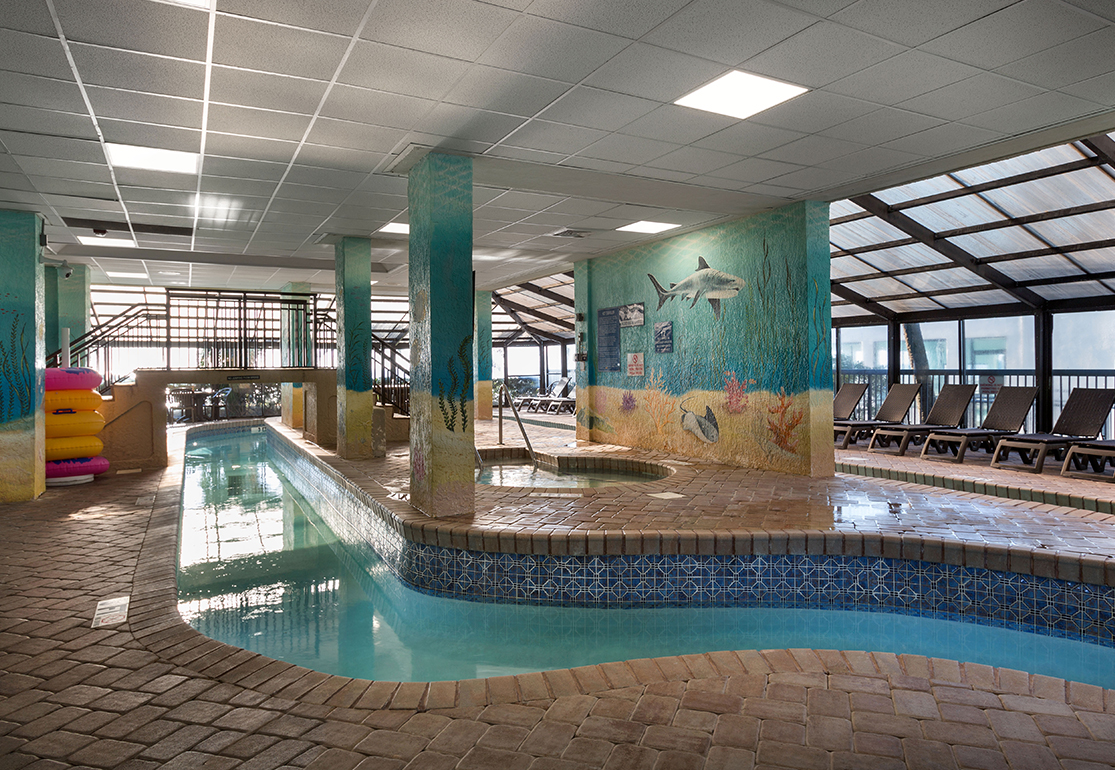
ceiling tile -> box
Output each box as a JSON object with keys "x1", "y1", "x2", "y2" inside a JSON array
[
  {"x1": 897, "y1": 73, "x2": 1044, "y2": 122},
  {"x1": 582, "y1": 43, "x2": 726, "y2": 102},
  {"x1": 0, "y1": 2, "x2": 58, "y2": 35},
  {"x1": 819, "y1": 145, "x2": 922, "y2": 175},
  {"x1": 339, "y1": 41, "x2": 469, "y2": 101},
  {"x1": 750, "y1": 90, "x2": 877, "y2": 133},
  {"x1": 86, "y1": 86, "x2": 203, "y2": 129},
  {"x1": 55, "y1": 0, "x2": 208, "y2": 60},
  {"x1": 881, "y1": 121, "x2": 1003, "y2": 157},
  {"x1": 578, "y1": 134, "x2": 680, "y2": 165},
  {"x1": 445, "y1": 66, "x2": 571, "y2": 117},
  {"x1": 34, "y1": 177, "x2": 117, "y2": 199},
  {"x1": 296, "y1": 144, "x2": 385, "y2": 173},
  {"x1": 502, "y1": 121, "x2": 608, "y2": 155},
  {"x1": 763, "y1": 165, "x2": 853, "y2": 190},
  {"x1": 820, "y1": 108, "x2": 944, "y2": 146},
  {"x1": 995, "y1": 26, "x2": 1115, "y2": 90},
  {"x1": 202, "y1": 156, "x2": 288, "y2": 181},
  {"x1": 693, "y1": 122, "x2": 806, "y2": 156},
  {"x1": 742, "y1": 20, "x2": 905, "y2": 88},
  {"x1": 646, "y1": 146, "x2": 739, "y2": 175},
  {"x1": 417, "y1": 104, "x2": 525, "y2": 144},
  {"x1": 213, "y1": 15, "x2": 349, "y2": 80},
  {"x1": 486, "y1": 146, "x2": 567, "y2": 164},
  {"x1": 321, "y1": 85, "x2": 434, "y2": 130},
  {"x1": 1062, "y1": 71, "x2": 1115, "y2": 107},
  {"x1": 524, "y1": 0, "x2": 693, "y2": 38},
  {"x1": 0, "y1": 105, "x2": 95, "y2": 140},
  {"x1": 643, "y1": 0, "x2": 817, "y2": 65},
  {"x1": 825, "y1": 50, "x2": 979, "y2": 105},
  {"x1": 114, "y1": 167, "x2": 197, "y2": 191},
  {"x1": 276, "y1": 183, "x2": 353, "y2": 204},
  {"x1": 206, "y1": 132, "x2": 298, "y2": 163},
  {"x1": 207, "y1": 104, "x2": 313, "y2": 142},
  {"x1": 628, "y1": 166, "x2": 694, "y2": 182},
  {"x1": 209, "y1": 67, "x2": 328, "y2": 115},
  {"x1": 478, "y1": 15, "x2": 630, "y2": 83},
  {"x1": 960, "y1": 91, "x2": 1104, "y2": 134},
  {"x1": 489, "y1": 191, "x2": 567, "y2": 210},
  {"x1": 535, "y1": 87, "x2": 658, "y2": 132},
  {"x1": 284, "y1": 164, "x2": 368, "y2": 189},
  {"x1": 70, "y1": 43, "x2": 206, "y2": 99},
  {"x1": 217, "y1": 0, "x2": 372, "y2": 35},
  {"x1": 200, "y1": 176, "x2": 277, "y2": 197},
  {"x1": 1062, "y1": 0, "x2": 1115, "y2": 21},
  {"x1": 304, "y1": 119, "x2": 406, "y2": 153},
  {"x1": 920, "y1": 0, "x2": 1105, "y2": 70},
  {"x1": 706, "y1": 157, "x2": 804, "y2": 183},
  {"x1": 99, "y1": 119, "x2": 201, "y2": 153},
  {"x1": 14, "y1": 157, "x2": 112, "y2": 184},
  {"x1": 0, "y1": 171, "x2": 36, "y2": 193},
  {"x1": 0, "y1": 72, "x2": 85, "y2": 114},
  {"x1": 0, "y1": 29, "x2": 72, "y2": 80},
  {"x1": 618, "y1": 105, "x2": 735, "y2": 145},
  {"x1": 361, "y1": 0, "x2": 518, "y2": 59},
  {"x1": 831, "y1": 0, "x2": 1015, "y2": 47}
]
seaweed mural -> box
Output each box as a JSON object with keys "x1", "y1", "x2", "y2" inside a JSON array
[
  {"x1": 344, "y1": 320, "x2": 373, "y2": 392},
  {"x1": 811, "y1": 277, "x2": 830, "y2": 384},
  {"x1": 437, "y1": 334, "x2": 473, "y2": 432},
  {"x1": 768, "y1": 387, "x2": 805, "y2": 452},
  {"x1": 643, "y1": 367, "x2": 675, "y2": 434},
  {"x1": 0, "y1": 310, "x2": 33, "y2": 423}
]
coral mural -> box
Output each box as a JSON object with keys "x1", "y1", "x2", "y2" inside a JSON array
[{"x1": 575, "y1": 201, "x2": 833, "y2": 477}]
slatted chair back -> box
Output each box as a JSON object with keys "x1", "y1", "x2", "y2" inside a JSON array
[
  {"x1": 922, "y1": 383, "x2": 977, "y2": 427},
  {"x1": 979, "y1": 386, "x2": 1038, "y2": 432},
  {"x1": 1051, "y1": 388, "x2": 1115, "y2": 438},
  {"x1": 873, "y1": 383, "x2": 921, "y2": 423},
  {"x1": 833, "y1": 382, "x2": 869, "y2": 421}
]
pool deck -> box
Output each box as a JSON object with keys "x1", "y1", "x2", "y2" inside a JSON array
[{"x1": 1, "y1": 418, "x2": 1114, "y2": 769}]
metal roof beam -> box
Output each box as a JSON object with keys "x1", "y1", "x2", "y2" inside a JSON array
[
  {"x1": 851, "y1": 194, "x2": 1045, "y2": 309},
  {"x1": 1082, "y1": 134, "x2": 1115, "y2": 169},
  {"x1": 514, "y1": 281, "x2": 575, "y2": 308},
  {"x1": 829, "y1": 283, "x2": 896, "y2": 321},
  {"x1": 491, "y1": 294, "x2": 569, "y2": 343},
  {"x1": 491, "y1": 292, "x2": 575, "y2": 330}
]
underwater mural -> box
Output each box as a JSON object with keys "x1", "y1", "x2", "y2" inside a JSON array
[
  {"x1": 575, "y1": 201, "x2": 832, "y2": 477},
  {"x1": 334, "y1": 237, "x2": 379, "y2": 459},
  {"x1": 474, "y1": 291, "x2": 492, "y2": 421}
]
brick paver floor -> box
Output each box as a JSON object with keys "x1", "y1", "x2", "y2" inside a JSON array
[{"x1": 1, "y1": 420, "x2": 1114, "y2": 768}]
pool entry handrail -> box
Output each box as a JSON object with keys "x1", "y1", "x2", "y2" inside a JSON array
[{"x1": 495, "y1": 380, "x2": 536, "y2": 465}]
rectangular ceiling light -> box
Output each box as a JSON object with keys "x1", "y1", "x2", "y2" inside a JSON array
[
  {"x1": 105, "y1": 143, "x2": 200, "y2": 175},
  {"x1": 675, "y1": 70, "x2": 808, "y2": 121},
  {"x1": 617, "y1": 221, "x2": 680, "y2": 234},
  {"x1": 106, "y1": 271, "x2": 149, "y2": 279},
  {"x1": 378, "y1": 223, "x2": 410, "y2": 234},
  {"x1": 77, "y1": 236, "x2": 136, "y2": 248}
]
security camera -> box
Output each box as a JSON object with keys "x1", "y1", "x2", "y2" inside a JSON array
[
  {"x1": 61, "y1": 260, "x2": 73, "y2": 279},
  {"x1": 93, "y1": 228, "x2": 107, "y2": 237}
]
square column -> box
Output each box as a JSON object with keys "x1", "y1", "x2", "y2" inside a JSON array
[
  {"x1": 280, "y1": 281, "x2": 310, "y2": 429},
  {"x1": 408, "y1": 153, "x2": 474, "y2": 517},
  {"x1": 44, "y1": 263, "x2": 90, "y2": 359},
  {"x1": 334, "y1": 237, "x2": 379, "y2": 458},
  {"x1": 0, "y1": 210, "x2": 45, "y2": 501},
  {"x1": 475, "y1": 290, "x2": 492, "y2": 421}
]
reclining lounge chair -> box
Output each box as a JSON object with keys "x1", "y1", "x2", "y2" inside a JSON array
[
  {"x1": 990, "y1": 387, "x2": 1115, "y2": 474},
  {"x1": 833, "y1": 382, "x2": 869, "y2": 422},
  {"x1": 920, "y1": 385, "x2": 1038, "y2": 463},
  {"x1": 1061, "y1": 438, "x2": 1115, "y2": 482},
  {"x1": 868, "y1": 382, "x2": 977, "y2": 456},
  {"x1": 834, "y1": 382, "x2": 920, "y2": 450}
]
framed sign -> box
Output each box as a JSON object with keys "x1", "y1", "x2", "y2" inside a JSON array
[
  {"x1": 597, "y1": 307, "x2": 620, "y2": 372},
  {"x1": 618, "y1": 302, "x2": 644, "y2": 327},
  {"x1": 654, "y1": 321, "x2": 673, "y2": 353}
]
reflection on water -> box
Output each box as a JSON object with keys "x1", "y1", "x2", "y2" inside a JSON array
[{"x1": 179, "y1": 435, "x2": 1115, "y2": 686}]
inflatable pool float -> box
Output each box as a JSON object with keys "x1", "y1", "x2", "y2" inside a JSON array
[
  {"x1": 45, "y1": 410, "x2": 106, "y2": 438},
  {"x1": 44, "y1": 389, "x2": 103, "y2": 413},
  {"x1": 44, "y1": 368, "x2": 107, "y2": 485},
  {"x1": 46, "y1": 456, "x2": 110, "y2": 479},
  {"x1": 45, "y1": 367, "x2": 102, "y2": 391},
  {"x1": 45, "y1": 435, "x2": 104, "y2": 462}
]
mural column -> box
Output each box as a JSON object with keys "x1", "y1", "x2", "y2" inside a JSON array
[
  {"x1": 334, "y1": 237, "x2": 377, "y2": 458},
  {"x1": 408, "y1": 153, "x2": 474, "y2": 518},
  {"x1": 474, "y1": 290, "x2": 492, "y2": 420},
  {"x1": 574, "y1": 259, "x2": 593, "y2": 442},
  {"x1": 802, "y1": 200, "x2": 835, "y2": 478},
  {"x1": 280, "y1": 280, "x2": 310, "y2": 429},
  {"x1": 0, "y1": 210, "x2": 45, "y2": 502}
]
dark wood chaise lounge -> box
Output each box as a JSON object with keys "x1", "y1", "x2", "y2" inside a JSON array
[
  {"x1": 868, "y1": 382, "x2": 977, "y2": 456},
  {"x1": 920, "y1": 385, "x2": 1038, "y2": 463},
  {"x1": 990, "y1": 387, "x2": 1115, "y2": 474},
  {"x1": 833, "y1": 382, "x2": 869, "y2": 421},
  {"x1": 834, "y1": 382, "x2": 920, "y2": 450}
]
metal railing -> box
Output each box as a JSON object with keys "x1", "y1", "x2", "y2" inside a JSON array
[{"x1": 837, "y1": 368, "x2": 1115, "y2": 437}]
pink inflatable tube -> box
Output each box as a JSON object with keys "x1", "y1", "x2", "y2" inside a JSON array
[
  {"x1": 46, "y1": 455, "x2": 110, "y2": 478},
  {"x1": 45, "y1": 367, "x2": 102, "y2": 391}
]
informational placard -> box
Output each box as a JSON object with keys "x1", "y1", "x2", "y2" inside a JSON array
[
  {"x1": 654, "y1": 321, "x2": 673, "y2": 354},
  {"x1": 92, "y1": 596, "x2": 130, "y2": 628},
  {"x1": 597, "y1": 307, "x2": 620, "y2": 372},
  {"x1": 979, "y1": 374, "x2": 1002, "y2": 395},
  {"x1": 627, "y1": 352, "x2": 644, "y2": 377},
  {"x1": 618, "y1": 303, "x2": 644, "y2": 327}
]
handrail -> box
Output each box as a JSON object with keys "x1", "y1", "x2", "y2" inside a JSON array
[{"x1": 495, "y1": 380, "x2": 535, "y2": 465}]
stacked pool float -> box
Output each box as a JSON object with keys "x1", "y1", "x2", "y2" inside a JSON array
[{"x1": 44, "y1": 367, "x2": 109, "y2": 486}]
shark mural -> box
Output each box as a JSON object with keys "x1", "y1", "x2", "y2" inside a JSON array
[{"x1": 647, "y1": 256, "x2": 745, "y2": 320}]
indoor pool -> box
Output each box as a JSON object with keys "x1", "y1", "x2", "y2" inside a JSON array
[
  {"x1": 179, "y1": 433, "x2": 1115, "y2": 686},
  {"x1": 476, "y1": 460, "x2": 661, "y2": 487}
]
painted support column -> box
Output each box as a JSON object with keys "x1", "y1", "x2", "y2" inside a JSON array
[
  {"x1": 801, "y1": 200, "x2": 835, "y2": 478},
  {"x1": 56, "y1": 264, "x2": 90, "y2": 362},
  {"x1": 475, "y1": 290, "x2": 492, "y2": 420},
  {"x1": 0, "y1": 210, "x2": 45, "y2": 502},
  {"x1": 280, "y1": 281, "x2": 310, "y2": 429},
  {"x1": 574, "y1": 259, "x2": 592, "y2": 442},
  {"x1": 334, "y1": 237, "x2": 379, "y2": 458},
  {"x1": 408, "y1": 153, "x2": 474, "y2": 518}
]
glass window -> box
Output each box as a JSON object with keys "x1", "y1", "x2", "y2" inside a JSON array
[{"x1": 901, "y1": 321, "x2": 958, "y2": 371}]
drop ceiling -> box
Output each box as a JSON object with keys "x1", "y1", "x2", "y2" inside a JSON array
[{"x1": 3, "y1": 0, "x2": 1115, "y2": 295}]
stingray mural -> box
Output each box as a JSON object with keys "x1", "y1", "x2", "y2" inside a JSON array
[{"x1": 647, "y1": 256, "x2": 745, "y2": 320}]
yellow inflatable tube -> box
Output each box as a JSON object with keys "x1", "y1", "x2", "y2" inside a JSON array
[
  {"x1": 45, "y1": 435, "x2": 104, "y2": 462},
  {"x1": 45, "y1": 389, "x2": 103, "y2": 413},
  {"x1": 45, "y1": 410, "x2": 106, "y2": 438}
]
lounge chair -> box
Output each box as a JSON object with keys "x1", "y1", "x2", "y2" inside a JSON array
[
  {"x1": 868, "y1": 382, "x2": 977, "y2": 456},
  {"x1": 920, "y1": 385, "x2": 1038, "y2": 463},
  {"x1": 833, "y1": 382, "x2": 869, "y2": 421},
  {"x1": 990, "y1": 387, "x2": 1115, "y2": 474},
  {"x1": 544, "y1": 384, "x2": 576, "y2": 414},
  {"x1": 834, "y1": 382, "x2": 920, "y2": 450},
  {"x1": 1060, "y1": 439, "x2": 1115, "y2": 482},
  {"x1": 525, "y1": 377, "x2": 570, "y2": 412}
]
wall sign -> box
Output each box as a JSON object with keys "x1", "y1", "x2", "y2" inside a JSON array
[
  {"x1": 619, "y1": 302, "x2": 644, "y2": 327},
  {"x1": 627, "y1": 352, "x2": 644, "y2": 377},
  {"x1": 654, "y1": 321, "x2": 673, "y2": 354},
  {"x1": 597, "y1": 307, "x2": 620, "y2": 372}
]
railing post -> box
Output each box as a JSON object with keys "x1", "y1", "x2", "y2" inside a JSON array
[
  {"x1": 165, "y1": 291, "x2": 171, "y2": 370},
  {"x1": 1035, "y1": 309, "x2": 1053, "y2": 432}
]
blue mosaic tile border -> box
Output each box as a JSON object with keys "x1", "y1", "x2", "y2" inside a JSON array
[{"x1": 184, "y1": 424, "x2": 1115, "y2": 649}]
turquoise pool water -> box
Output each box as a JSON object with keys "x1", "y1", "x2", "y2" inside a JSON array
[
  {"x1": 179, "y1": 433, "x2": 1115, "y2": 686},
  {"x1": 476, "y1": 460, "x2": 660, "y2": 487}
]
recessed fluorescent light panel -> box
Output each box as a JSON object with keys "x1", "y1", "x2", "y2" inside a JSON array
[
  {"x1": 617, "y1": 221, "x2": 680, "y2": 234},
  {"x1": 106, "y1": 271, "x2": 149, "y2": 279},
  {"x1": 675, "y1": 70, "x2": 808, "y2": 120},
  {"x1": 77, "y1": 236, "x2": 136, "y2": 248},
  {"x1": 378, "y1": 223, "x2": 410, "y2": 234},
  {"x1": 105, "y1": 143, "x2": 200, "y2": 175}
]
